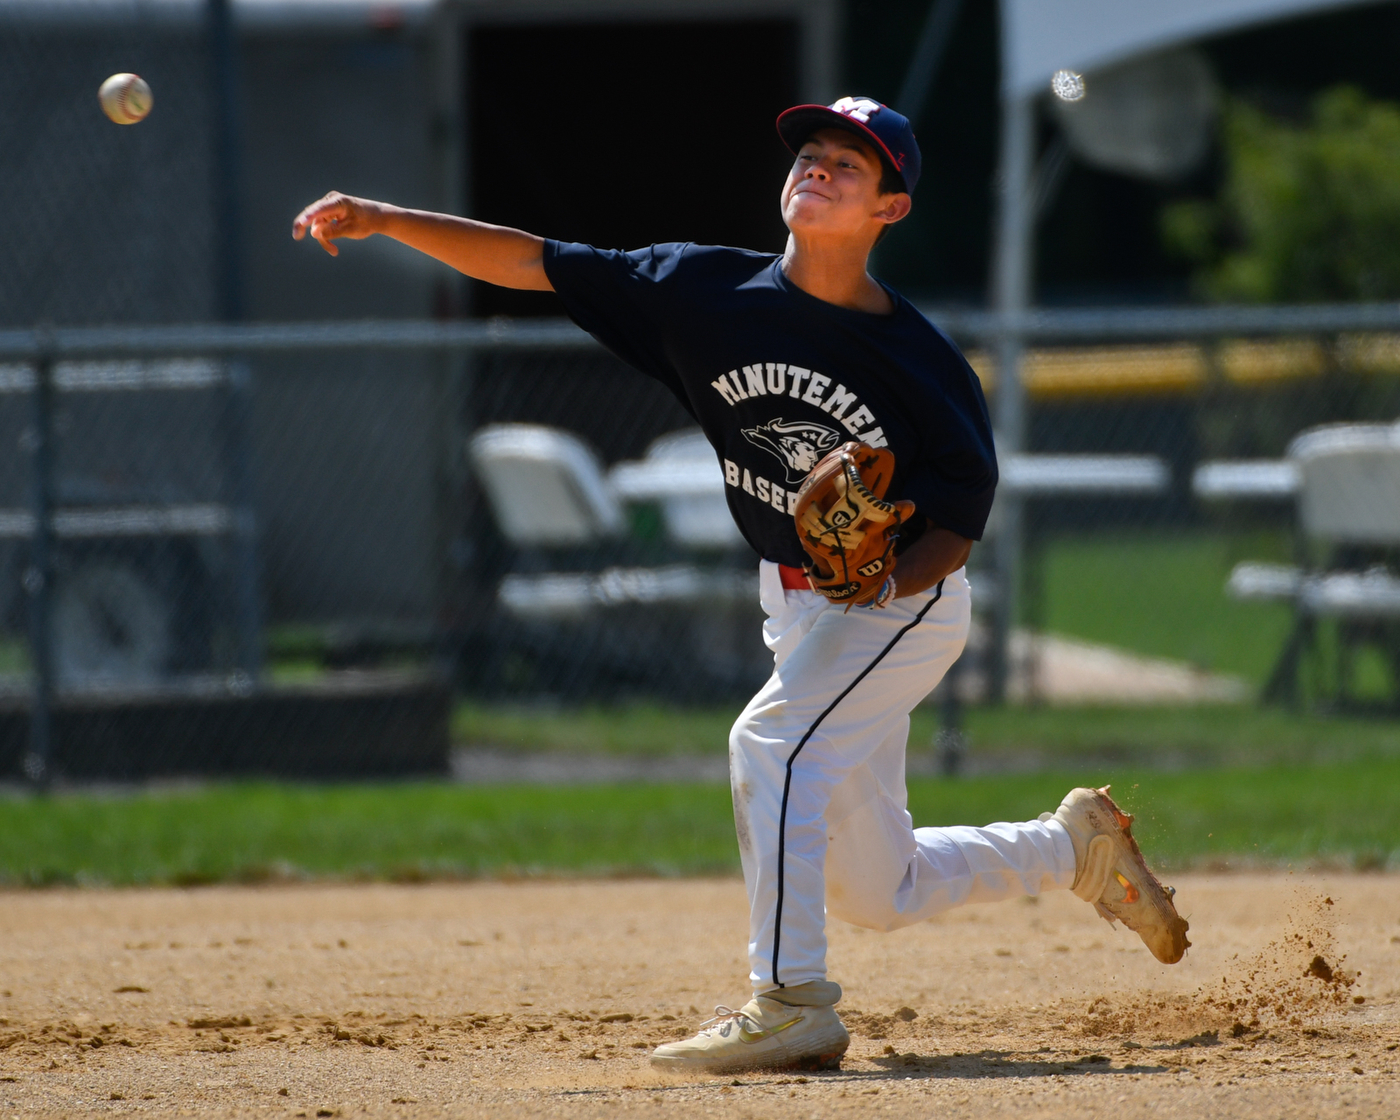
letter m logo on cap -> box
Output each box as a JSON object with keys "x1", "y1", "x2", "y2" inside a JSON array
[{"x1": 830, "y1": 96, "x2": 882, "y2": 124}]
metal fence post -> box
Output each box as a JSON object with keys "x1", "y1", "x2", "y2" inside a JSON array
[
  {"x1": 936, "y1": 654, "x2": 967, "y2": 776},
  {"x1": 988, "y1": 92, "x2": 1035, "y2": 704},
  {"x1": 224, "y1": 360, "x2": 262, "y2": 683},
  {"x1": 209, "y1": 0, "x2": 258, "y2": 687},
  {"x1": 208, "y1": 0, "x2": 244, "y2": 324},
  {"x1": 23, "y1": 342, "x2": 56, "y2": 788}
]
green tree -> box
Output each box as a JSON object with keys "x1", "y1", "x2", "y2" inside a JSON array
[{"x1": 1163, "y1": 86, "x2": 1400, "y2": 302}]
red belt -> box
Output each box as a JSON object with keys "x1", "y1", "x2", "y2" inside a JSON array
[{"x1": 778, "y1": 563, "x2": 810, "y2": 590}]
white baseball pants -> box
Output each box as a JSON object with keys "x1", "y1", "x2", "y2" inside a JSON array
[{"x1": 730, "y1": 560, "x2": 1079, "y2": 994}]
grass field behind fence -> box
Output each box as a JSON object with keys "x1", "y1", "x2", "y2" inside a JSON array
[
  {"x1": 5, "y1": 527, "x2": 1398, "y2": 887},
  {"x1": 453, "y1": 700, "x2": 1400, "y2": 771},
  {"x1": 3, "y1": 758, "x2": 1399, "y2": 886},
  {"x1": 1036, "y1": 529, "x2": 1298, "y2": 686}
]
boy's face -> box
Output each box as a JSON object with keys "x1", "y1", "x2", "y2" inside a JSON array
[{"x1": 780, "y1": 127, "x2": 910, "y2": 243}]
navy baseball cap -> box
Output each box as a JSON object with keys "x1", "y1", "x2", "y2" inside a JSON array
[{"x1": 777, "y1": 96, "x2": 921, "y2": 195}]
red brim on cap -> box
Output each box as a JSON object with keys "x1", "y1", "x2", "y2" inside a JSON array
[{"x1": 776, "y1": 104, "x2": 905, "y2": 190}]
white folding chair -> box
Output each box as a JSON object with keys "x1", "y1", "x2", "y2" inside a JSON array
[
  {"x1": 609, "y1": 427, "x2": 745, "y2": 549},
  {"x1": 1291, "y1": 424, "x2": 1400, "y2": 547},
  {"x1": 470, "y1": 425, "x2": 753, "y2": 618},
  {"x1": 468, "y1": 424, "x2": 624, "y2": 547},
  {"x1": 644, "y1": 428, "x2": 745, "y2": 549},
  {"x1": 1230, "y1": 423, "x2": 1400, "y2": 704}
]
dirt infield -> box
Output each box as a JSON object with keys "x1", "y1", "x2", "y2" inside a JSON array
[{"x1": 0, "y1": 874, "x2": 1397, "y2": 1118}]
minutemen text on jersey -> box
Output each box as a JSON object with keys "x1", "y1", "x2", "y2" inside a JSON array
[{"x1": 543, "y1": 241, "x2": 998, "y2": 568}]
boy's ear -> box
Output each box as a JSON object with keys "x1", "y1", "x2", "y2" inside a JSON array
[{"x1": 876, "y1": 193, "x2": 912, "y2": 226}]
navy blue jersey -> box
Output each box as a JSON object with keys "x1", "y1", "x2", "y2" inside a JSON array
[{"x1": 543, "y1": 240, "x2": 998, "y2": 568}]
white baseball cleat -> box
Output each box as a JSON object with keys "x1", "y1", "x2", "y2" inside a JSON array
[
  {"x1": 650, "y1": 988, "x2": 849, "y2": 1074},
  {"x1": 1050, "y1": 785, "x2": 1191, "y2": 964}
]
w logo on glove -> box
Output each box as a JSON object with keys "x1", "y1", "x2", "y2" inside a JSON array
[{"x1": 793, "y1": 441, "x2": 914, "y2": 610}]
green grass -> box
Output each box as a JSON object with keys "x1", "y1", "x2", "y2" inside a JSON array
[
  {"x1": 1034, "y1": 529, "x2": 1297, "y2": 686},
  {"x1": 949, "y1": 704, "x2": 1400, "y2": 768},
  {"x1": 453, "y1": 701, "x2": 739, "y2": 756},
  {"x1": 907, "y1": 763, "x2": 1400, "y2": 872},
  {"x1": 454, "y1": 698, "x2": 1400, "y2": 771},
  {"x1": 0, "y1": 783, "x2": 739, "y2": 886},
  {"x1": 2, "y1": 760, "x2": 1398, "y2": 886}
]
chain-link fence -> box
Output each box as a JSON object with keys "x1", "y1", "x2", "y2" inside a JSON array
[
  {"x1": 5, "y1": 4, "x2": 1399, "y2": 785},
  {"x1": 1, "y1": 307, "x2": 1399, "y2": 784},
  {"x1": 0, "y1": 322, "x2": 775, "y2": 784},
  {"x1": 962, "y1": 306, "x2": 1400, "y2": 719}
]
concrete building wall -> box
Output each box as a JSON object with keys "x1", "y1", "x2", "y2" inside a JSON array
[
  {"x1": 239, "y1": 28, "x2": 446, "y2": 626},
  {"x1": 0, "y1": 0, "x2": 836, "y2": 639}
]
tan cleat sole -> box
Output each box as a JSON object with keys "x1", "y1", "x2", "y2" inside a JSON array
[
  {"x1": 1054, "y1": 785, "x2": 1191, "y2": 964},
  {"x1": 650, "y1": 1046, "x2": 846, "y2": 1075}
]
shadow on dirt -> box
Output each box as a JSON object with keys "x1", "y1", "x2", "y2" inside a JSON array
[
  {"x1": 603, "y1": 1051, "x2": 1175, "y2": 1095},
  {"x1": 863, "y1": 1050, "x2": 1172, "y2": 1079}
]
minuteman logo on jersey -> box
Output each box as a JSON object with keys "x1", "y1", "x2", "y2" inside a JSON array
[
  {"x1": 740, "y1": 419, "x2": 841, "y2": 484},
  {"x1": 710, "y1": 361, "x2": 887, "y2": 516}
]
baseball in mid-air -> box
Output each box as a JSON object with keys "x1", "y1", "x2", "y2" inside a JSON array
[
  {"x1": 1051, "y1": 68, "x2": 1086, "y2": 103},
  {"x1": 99, "y1": 73, "x2": 153, "y2": 125}
]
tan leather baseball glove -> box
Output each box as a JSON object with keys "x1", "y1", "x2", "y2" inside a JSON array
[{"x1": 793, "y1": 441, "x2": 916, "y2": 610}]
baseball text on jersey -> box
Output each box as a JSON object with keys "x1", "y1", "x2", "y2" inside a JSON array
[{"x1": 724, "y1": 459, "x2": 801, "y2": 516}]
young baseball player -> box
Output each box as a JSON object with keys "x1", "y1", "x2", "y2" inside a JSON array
[{"x1": 293, "y1": 96, "x2": 1189, "y2": 1074}]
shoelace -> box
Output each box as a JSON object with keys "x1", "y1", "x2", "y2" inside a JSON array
[{"x1": 698, "y1": 1005, "x2": 753, "y2": 1035}]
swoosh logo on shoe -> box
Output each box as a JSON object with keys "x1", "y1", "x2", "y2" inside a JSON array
[
  {"x1": 738, "y1": 1015, "x2": 803, "y2": 1044},
  {"x1": 1114, "y1": 872, "x2": 1140, "y2": 904}
]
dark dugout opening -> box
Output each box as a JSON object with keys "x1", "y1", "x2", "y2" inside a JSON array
[{"x1": 466, "y1": 18, "x2": 800, "y2": 319}]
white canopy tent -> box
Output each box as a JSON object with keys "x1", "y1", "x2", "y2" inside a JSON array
[
  {"x1": 984, "y1": 0, "x2": 1387, "y2": 699},
  {"x1": 1001, "y1": 0, "x2": 1378, "y2": 99}
]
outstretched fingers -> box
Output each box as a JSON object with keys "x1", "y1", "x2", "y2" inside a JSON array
[
  {"x1": 291, "y1": 193, "x2": 339, "y2": 239},
  {"x1": 291, "y1": 193, "x2": 357, "y2": 256},
  {"x1": 310, "y1": 215, "x2": 341, "y2": 256}
]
